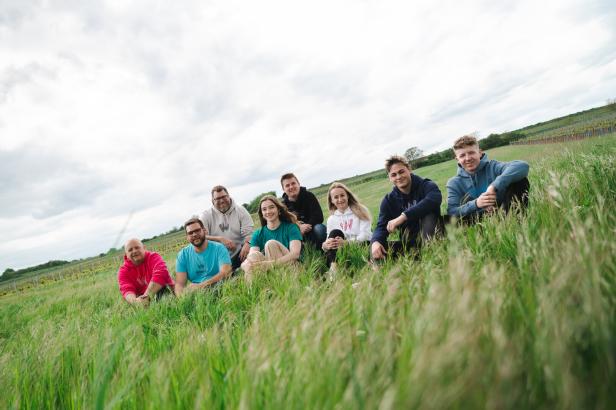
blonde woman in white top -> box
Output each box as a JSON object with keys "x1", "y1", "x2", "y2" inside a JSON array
[{"x1": 322, "y1": 182, "x2": 372, "y2": 269}]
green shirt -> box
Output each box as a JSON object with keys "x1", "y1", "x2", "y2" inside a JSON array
[{"x1": 250, "y1": 221, "x2": 302, "y2": 250}]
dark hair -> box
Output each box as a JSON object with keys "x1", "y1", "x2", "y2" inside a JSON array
[
  {"x1": 280, "y1": 172, "x2": 298, "y2": 187},
  {"x1": 211, "y1": 185, "x2": 228, "y2": 197},
  {"x1": 257, "y1": 195, "x2": 299, "y2": 227},
  {"x1": 384, "y1": 155, "x2": 410, "y2": 173},
  {"x1": 183, "y1": 217, "x2": 204, "y2": 231}
]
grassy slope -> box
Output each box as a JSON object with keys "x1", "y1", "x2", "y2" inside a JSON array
[
  {"x1": 514, "y1": 104, "x2": 616, "y2": 140},
  {"x1": 1, "y1": 136, "x2": 615, "y2": 409}
]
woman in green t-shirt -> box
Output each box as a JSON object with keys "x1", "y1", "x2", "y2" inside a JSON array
[{"x1": 241, "y1": 195, "x2": 303, "y2": 280}]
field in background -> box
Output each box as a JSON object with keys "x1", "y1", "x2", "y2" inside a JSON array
[
  {"x1": 3, "y1": 103, "x2": 616, "y2": 289},
  {"x1": 513, "y1": 103, "x2": 616, "y2": 142},
  {"x1": 1, "y1": 135, "x2": 615, "y2": 409},
  {"x1": 0, "y1": 139, "x2": 585, "y2": 295}
]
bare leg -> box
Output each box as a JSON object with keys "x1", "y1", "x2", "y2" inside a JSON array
[
  {"x1": 241, "y1": 249, "x2": 266, "y2": 282},
  {"x1": 264, "y1": 240, "x2": 290, "y2": 260}
]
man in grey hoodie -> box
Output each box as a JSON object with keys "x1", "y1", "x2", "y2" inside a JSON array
[
  {"x1": 447, "y1": 135, "x2": 529, "y2": 221},
  {"x1": 200, "y1": 185, "x2": 254, "y2": 270}
]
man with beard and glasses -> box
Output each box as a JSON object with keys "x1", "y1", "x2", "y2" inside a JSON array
[
  {"x1": 174, "y1": 217, "x2": 232, "y2": 296},
  {"x1": 200, "y1": 185, "x2": 254, "y2": 271}
]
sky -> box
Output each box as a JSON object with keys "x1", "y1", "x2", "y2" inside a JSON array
[{"x1": 1, "y1": 0, "x2": 615, "y2": 273}]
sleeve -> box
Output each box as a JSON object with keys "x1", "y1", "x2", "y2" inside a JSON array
[
  {"x1": 326, "y1": 215, "x2": 336, "y2": 235},
  {"x1": 175, "y1": 250, "x2": 187, "y2": 273},
  {"x1": 288, "y1": 223, "x2": 303, "y2": 242},
  {"x1": 217, "y1": 244, "x2": 232, "y2": 267},
  {"x1": 149, "y1": 253, "x2": 173, "y2": 286},
  {"x1": 249, "y1": 228, "x2": 262, "y2": 249},
  {"x1": 117, "y1": 266, "x2": 136, "y2": 298},
  {"x1": 491, "y1": 160, "x2": 529, "y2": 193},
  {"x1": 371, "y1": 197, "x2": 391, "y2": 246},
  {"x1": 200, "y1": 210, "x2": 213, "y2": 233},
  {"x1": 446, "y1": 178, "x2": 481, "y2": 217},
  {"x1": 357, "y1": 218, "x2": 373, "y2": 242},
  {"x1": 238, "y1": 206, "x2": 254, "y2": 241},
  {"x1": 306, "y1": 192, "x2": 324, "y2": 225},
  {"x1": 402, "y1": 179, "x2": 442, "y2": 221}
]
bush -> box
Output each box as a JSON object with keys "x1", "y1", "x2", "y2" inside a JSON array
[{"x1": 245, "y1": 191, "x2": 277, "y2": 213}]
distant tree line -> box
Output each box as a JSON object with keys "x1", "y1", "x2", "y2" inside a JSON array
[
  {"x1": 1, "y1": 260, "x2": 70, "y2": 282},
  {"x1": 243, "y1": 191, "x2": 277, "y2": 213}
]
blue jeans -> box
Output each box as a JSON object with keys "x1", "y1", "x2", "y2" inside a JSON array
[{"x1": 305, "y1": 223, "x2": 327, "y2": 250}]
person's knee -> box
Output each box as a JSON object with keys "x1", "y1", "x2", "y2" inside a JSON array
[
  {"x1": 313, "y1": 224, "x2": 327, "y2": 241},
  {"x1": 264, "y1": 240, "x2": 280, "y2": 251},
  {"x1": 245, "y1": 249, "x2": 262, "y2": 265},
  {"x1": 241, "y1": 259, "x2": 252, "y2": 273},
  {"x1": 420, "y1": 213, "x2": 438, "y2": 239},
  {"x1": 328, "y1": 229, "x2": 345, "y2": 239},
  {"x1": 502, "y1": 177, "x2": 530, "y2": 211},
  {"x1": 505, "y1": 178, "x2": 530, "y2": 195}
]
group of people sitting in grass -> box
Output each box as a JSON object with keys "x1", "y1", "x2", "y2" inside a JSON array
[{"x1": 118, "y1": 135, "x2": 530, "y2": 305}]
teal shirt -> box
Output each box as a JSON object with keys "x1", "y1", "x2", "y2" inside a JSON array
[
  {"x1": 250, "y1": 221, "x2": 302, "y2": 250},
  {"x1": 175, "y1": 241, "x2": 231, "y2": 283}
]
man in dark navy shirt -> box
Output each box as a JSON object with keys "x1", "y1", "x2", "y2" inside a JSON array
[{"x1": 371, "y1": 155, "x2": 442, "y2": 260}]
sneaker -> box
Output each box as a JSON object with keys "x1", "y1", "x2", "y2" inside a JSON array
[{"x1": 326, "y1": 263, "x2": 338, "y2": 281}]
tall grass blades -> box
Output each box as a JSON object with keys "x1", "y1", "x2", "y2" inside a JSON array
[{"x1": 0, "y1": 138, "x2": 614, "y2": 409}]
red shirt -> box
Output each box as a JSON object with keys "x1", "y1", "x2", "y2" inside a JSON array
[{"x1": 117, "y1": 251, "x2": 174, "y2": 299}]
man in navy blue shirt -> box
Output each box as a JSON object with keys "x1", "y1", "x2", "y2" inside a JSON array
[{"x1": 371, "y1": 155, "x2": 442, "y2": 260}]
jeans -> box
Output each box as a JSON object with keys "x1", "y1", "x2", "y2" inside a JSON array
[
  {"x1": 305, "y1": 223, "x2": 327, "y2": 250},
  {"x1": 455, "y1": 177, "x2": 530, "y2": 225},
  {"x1": 372, "y1": 213, "x2": 440, "y2": 261}
]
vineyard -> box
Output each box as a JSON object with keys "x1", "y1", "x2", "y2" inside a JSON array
[{"x1": 512, "y1": 103, "x2": 616, "y2": 144}]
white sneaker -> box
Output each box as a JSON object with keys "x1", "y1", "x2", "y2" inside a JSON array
[{"x1": 326, "y1": 263, "x2": 338, "y2": 281}]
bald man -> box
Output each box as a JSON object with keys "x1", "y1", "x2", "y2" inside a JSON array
[{"x1": 117, "y1": 238, "x2": 175, "y2": 305}]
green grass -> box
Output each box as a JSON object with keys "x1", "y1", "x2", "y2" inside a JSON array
[
  {"x1": 515, "y1": 104, "x2": 616, "y2": 141},
  {"x1": 1, "y1": 136, "x2": 615, "y2": 409}
]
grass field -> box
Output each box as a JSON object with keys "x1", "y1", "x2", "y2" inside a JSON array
[
  {"x1": 1, "y1": 135, "x2": 615, "y2": 409},
  {"x1": 514, "y1": 104, "x2": 616, "y2": 141}
]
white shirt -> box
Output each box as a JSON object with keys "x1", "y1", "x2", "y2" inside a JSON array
[{"x1": 326, "y1": 207, "x2": 372, "y2": 242}]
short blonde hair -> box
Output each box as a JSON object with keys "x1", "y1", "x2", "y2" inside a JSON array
[{"x1": 452, "y1": 135, "x2": 479, "y2": 150}]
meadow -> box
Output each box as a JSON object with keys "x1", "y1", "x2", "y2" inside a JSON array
[{"x1": 0, "y1": 135, "x2": 615, "y2": 409}]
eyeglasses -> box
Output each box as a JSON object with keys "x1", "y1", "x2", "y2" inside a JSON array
[
  {"x1": 186, "y1": 228, "x2": 203, "y2": 237},
  {"x1": 213, "y1": 194, "x2": 229, "y2": 202}
]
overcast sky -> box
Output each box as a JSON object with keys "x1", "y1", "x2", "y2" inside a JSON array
[{"x1": 1, "y1": 0, "x2": 615, "y2": 273}]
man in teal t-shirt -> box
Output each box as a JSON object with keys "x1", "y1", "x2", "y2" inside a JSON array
[
  {"x1": 175, "y1": 217, "x2": 232, "y2": 296},
  {"x1": 250, "y1": 221, "x2": 303, "y2": 250}
]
